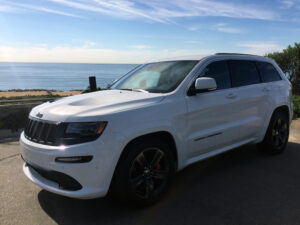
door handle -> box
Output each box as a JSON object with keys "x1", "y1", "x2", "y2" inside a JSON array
[
  {"x1": 226, "y1": 93, "x2": 237, "y2": 99},
  {"x1": 263, "y1": 87, "x2": 271, "y2": 92}
]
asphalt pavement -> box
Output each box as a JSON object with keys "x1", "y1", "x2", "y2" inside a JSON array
[{"x1": 1, "y1": 120, "x2": 300, "y2": 225}]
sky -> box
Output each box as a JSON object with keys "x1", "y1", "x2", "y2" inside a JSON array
[{"x1": 0, "y1": 0, "x2": 299, "y2": 63}]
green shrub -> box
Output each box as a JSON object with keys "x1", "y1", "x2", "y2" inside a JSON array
[{"x1": 293, "y1": 95, "x2": 300, "y2": 119}]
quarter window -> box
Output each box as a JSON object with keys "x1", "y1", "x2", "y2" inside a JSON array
[
  {"x1": 229, "y1": 60, "x2": 261, "y2": 87},
  {"x1": 199, "y1": 61, "x2": 231, "y2": 90},
  {"x1": 256, "y1": 62, "x2": 282, "y2": 82}
]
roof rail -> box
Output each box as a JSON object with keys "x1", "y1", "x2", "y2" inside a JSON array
[{"x1": 215, "y1": 53, "x2": 262, "y2": 57}]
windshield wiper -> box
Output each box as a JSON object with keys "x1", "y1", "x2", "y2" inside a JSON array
[{"x1": 119, "y1": 88, "x2": 149, "y2": 93}]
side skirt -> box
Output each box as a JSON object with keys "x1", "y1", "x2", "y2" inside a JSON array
[{"x1": 184, "y1": 138, "x2": 256, "y2": 168}]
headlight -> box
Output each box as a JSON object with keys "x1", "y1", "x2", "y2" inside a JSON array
[
  {"x1": 65, "y1": 122, "x2": 107, "y2": 137},
  {"x1": 60, "y1": 122, "x2": 107, "y2": 145}
]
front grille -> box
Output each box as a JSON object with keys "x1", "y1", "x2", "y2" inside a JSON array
[
  {"x1": 24, "y1": 118, "x2": 63, "y2": 145},
  {"x1": 26, "y1": 162, "x2": 82, "y2": 191},
  {"x1": 24, "y1": 118, "x2": 101, "y2": 146}
]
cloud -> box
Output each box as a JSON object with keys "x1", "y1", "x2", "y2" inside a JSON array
[
  {"x1": 238, "y1": 42, "x2": 283, "y2": 55},
  {"x1": 0, "y1": 0, "x2": 82, "y2": 18},
  {"x1": 187, "y1": 24, "x2": 202, "y2": 31},
  {"x1": 47, "y1": 0, "x2": 276, "y2": 22},
  {"x1": 130, "y1": 45, "x2": 152, "y2": 49},
  {"x1": 24, "y1": 5, "x2": 83, "y2": 18},
  {"x1": 188, "y1": 23, "x2": 243, "y2": 33},
  {"x1": 47, "y1": 0, "x2": 168, "y2": 23},
  {"x1": 279, "y1": 0, "x2": 295, "y2": 8},
  {"x1": 185, "y1": 40, "x2": 200, "y2": 44},
  {"x1": 82, "y1": 41, "x2": 97, "y2": 48},
  {"x1": 0, "y1": 44, "x2": 214, "y2": 63},
  {"x1": 279, "y1": 0, "x2": 300, "y2": 10},
  {"x1": 0, "y1": 5, "x2": 16, "y2": 12},
  {"x1": 0, "y1": 0, "x2": 280, "y2": 23},
  {"x1": 213, "y1": 23, "x2": 243, "y2": 34}
]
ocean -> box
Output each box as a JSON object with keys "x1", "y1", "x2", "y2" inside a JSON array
[{"x1": 0, "y1": 62, "x2": 139, "y2": 91}]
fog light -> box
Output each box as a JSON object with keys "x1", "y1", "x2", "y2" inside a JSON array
[{"x1": 55, "y1": 156, "x2": 93, "y2": 163}]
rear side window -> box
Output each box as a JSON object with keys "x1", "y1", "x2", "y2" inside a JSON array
[
  {"x1": 229, "y1": 60, "x2": 261, "y2": 87},
  {"x1": 199, "y1": 61, "x2": 231, "y2": 90},
  {"x1": 256, "y1": 62, "x2": 282, "y2": 82}
]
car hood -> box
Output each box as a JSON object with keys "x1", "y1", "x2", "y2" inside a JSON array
[{"x1": 30, "y1": 90, "x2": 165, "y2": 122}]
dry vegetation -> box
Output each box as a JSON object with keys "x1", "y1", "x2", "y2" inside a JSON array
[{"x1": 0, "y1": 90, "x2": 82, "y2": 99}]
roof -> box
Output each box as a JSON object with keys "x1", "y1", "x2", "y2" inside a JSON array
[
  {"x1": 153, "y1": 55, "x2": 208, "y2": 62},
  {"x1": 152, "y1": 53, "x2": 270, "y2": 63},
  {"x1": 215, "y1": 53, "x2": 261, "y2": 57}
]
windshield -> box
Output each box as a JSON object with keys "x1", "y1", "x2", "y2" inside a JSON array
[{"x1": 111, "y1": 60, "x2": 199, "y2": 93}]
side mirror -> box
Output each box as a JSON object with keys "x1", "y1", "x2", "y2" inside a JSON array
[
  {"x1": 188, "y1": 77, "x2": 217, "y2": 96},
  {"x1": 195, "y1": 77, "x2": 217, "y2": 92}
]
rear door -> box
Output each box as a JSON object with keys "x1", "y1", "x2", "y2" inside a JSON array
[
  {"x1": 228, "y1": 60, "x2": 271, "y2": 141},
  {"x1": 255, "y1": 61, "x2": 285, "y2": 131},
  {"x1": 256, "y1": 61, "x2": 284, "y2": 100}
]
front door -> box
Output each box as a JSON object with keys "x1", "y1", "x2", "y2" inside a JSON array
[{"x1": 185, "y1": 60, "x2": 241, "y2": 158}]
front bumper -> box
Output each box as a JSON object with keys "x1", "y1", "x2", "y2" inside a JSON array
[{"x1": 20, "y1": 132, "x2": 119, "y2": 199}]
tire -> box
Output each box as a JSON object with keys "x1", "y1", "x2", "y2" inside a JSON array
[
  {"x1": 111, "y1": 137, "x2": 175, "y2": 206},
  {"x1": 258, "y1": 110, "x2": 289, "y2": 154}
]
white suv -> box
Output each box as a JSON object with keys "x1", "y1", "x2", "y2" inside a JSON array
[{"x1": 20, "y1": 54, "x2": 293, "y2": 205}]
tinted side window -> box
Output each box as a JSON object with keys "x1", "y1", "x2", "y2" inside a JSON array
[
  {"x1": 256, "y1": 62, "x2": 282, "y2": 82},
  {"x1": 229, "y1": 60, "x2": 261, "y2": 87},
  {"x1": 199, "y1": 61, "x2": 231, "y2": 90}
]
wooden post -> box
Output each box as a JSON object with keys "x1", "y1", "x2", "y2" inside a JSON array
[{"x1": 89, "y1": 76, "x2": 97, "y2": 92}]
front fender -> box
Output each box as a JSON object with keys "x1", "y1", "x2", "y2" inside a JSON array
[{"x1": 116, "y1": 120, "x2": 186, "y2": 170}]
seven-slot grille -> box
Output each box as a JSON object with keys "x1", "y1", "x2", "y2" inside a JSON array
[{"x1": 24, "y1": 118, "x2": 61, "y2": 145}]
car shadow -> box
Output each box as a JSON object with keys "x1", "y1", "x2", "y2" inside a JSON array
[{"x1": 38, "y1": 142, "x2": 300, "y2": 225}]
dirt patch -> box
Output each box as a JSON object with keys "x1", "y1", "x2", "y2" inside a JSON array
[
  {"x1": 290, "y1": 119, "x2": 300, "y2": 142},
  {"x1": 51, "y1": 91, "x2": 82, "y2": 96}
]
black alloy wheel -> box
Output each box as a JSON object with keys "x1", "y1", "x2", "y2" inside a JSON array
[
  {"x1": 111, "y1": 137, "x2": 175, "y2": 206},
  {"x1": 129, "y1": 148, "x2": 170, "y2": 200},
  {"x1": 271, "y1": 117, "x2": 288, "y2": 150},
  {"x1": 258, "y1": 110, "x2": 289, "y2": 154}
]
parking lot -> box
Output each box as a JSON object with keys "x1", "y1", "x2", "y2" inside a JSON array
[{"x1": 1, "y1": 120, "x2": 300, "y2": 225}]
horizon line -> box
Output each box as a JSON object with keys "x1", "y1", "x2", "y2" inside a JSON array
[{"x1": 0, "y1": 61, "x2": 141, "y2": 65}]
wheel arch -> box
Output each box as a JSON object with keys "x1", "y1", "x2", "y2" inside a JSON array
[
  {"x1": 108, "y1": 131, "x2": 179, "y2": 195},
  {"x1": 258, "y1": 104, "x2": 291, "y2": 143},
  {"x1": 119, "y1": 131, "x2": 178, "y2": 170},
  {"x1": 272, "y1": 104, "x2": 290, "y2": 121},
  {"x1": 257, "y1": 104, "x2": 290, "y2": 154}
]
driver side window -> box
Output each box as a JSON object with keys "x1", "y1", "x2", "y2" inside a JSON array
[{"x1": 199, "y1": 60, "x2": 231, "y2": 90}]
